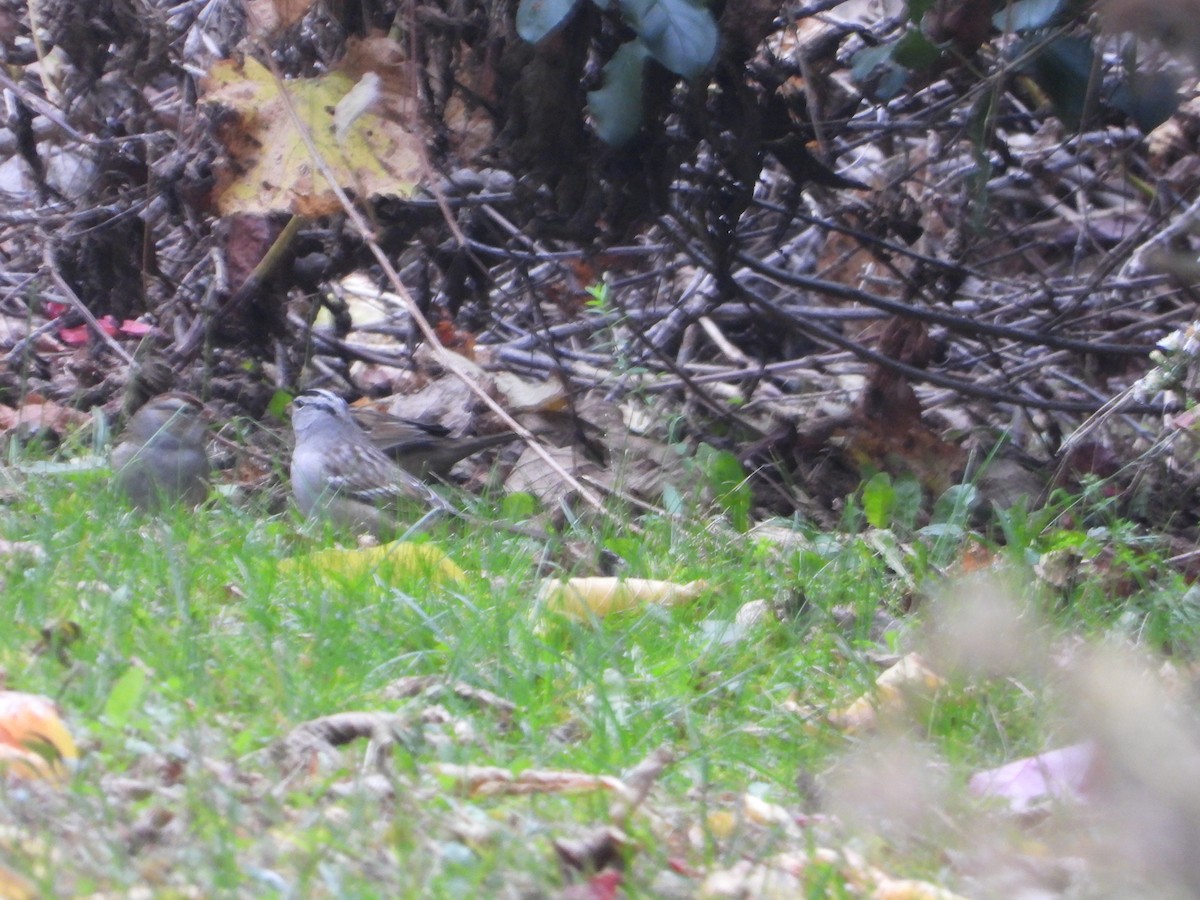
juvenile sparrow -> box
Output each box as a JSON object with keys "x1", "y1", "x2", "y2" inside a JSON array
[
  {"x1": 352, "y1": 407, "x2": 516, "y2": 478},
  {"x1": 290, "y1": 389, "x2": 451, "y2": 537},
  {"x1": 112, "y1": 392, "x2": 210, "y2": 511}
]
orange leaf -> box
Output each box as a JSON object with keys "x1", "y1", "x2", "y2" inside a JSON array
[{"x1": 0, "y1": 691, "x2": 78, "y2": 782}]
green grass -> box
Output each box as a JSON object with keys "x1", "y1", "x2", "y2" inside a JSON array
[{"x1": 0, "y1": 463, "x2": 1195, "y2": 896}]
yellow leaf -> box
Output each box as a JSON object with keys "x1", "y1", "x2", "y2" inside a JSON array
[
  {"x1": 535, "y1": 577, "x2": 708, "y2": 622},
  {"x1": 828, "y1": 653, "x2": 946, "y2": 733},
  {"x1": 280, "y1": 540, "x2": 467, "y2": 587},
  {"x1": 202, "y1": 56, "x2": 424, "y2": 216},
  {"x1": 0, "y1": 864, "x2": 37, "y2": 900},
  {"x1": 705, "y1": 809, "x2": 737, "y2": 840}
]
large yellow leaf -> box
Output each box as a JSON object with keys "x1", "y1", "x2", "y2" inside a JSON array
[
  {"x1": 203, "y1": 56, "x2": 423, "y2": 216},
  {"x1": 279, "y1": 540, "x2": 467, "y2": 588}
]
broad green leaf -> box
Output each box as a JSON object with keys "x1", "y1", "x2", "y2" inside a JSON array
[
  {"x1": 588, "y1": 41, "x2": 649, "y2": 146},
  {"x1": 907, "y1": 0, "x2": 936, "y2": 22},
  {"x1": 892, "y1": 28, "x2": 942, "y2": 70},
  {"x1": 517, "y1": 0, "x2": 582, "y2": 43},
  {"x1": 891, "y1": 474, "x2": 924, "y2": 531},
  {"x1": 103, "y1": 666, "x2": 147, "y2": 729},
  {"x1": 1111, "y1": 69, "x2": 1181, "y2": 133},
  {"x1": 620, "y1": 0, "x2": 717, "y2": 79},
  {"x1": 850, "y1": 43, "x2": 894, "y2": 83},
  {"x1": 933, "y1": 483, "x2": 978, "y2": 526},
  {"x1": 661, "y1": 483, "x2": 685, "y2": 516},
  {"x1": 862, "y1": 472, "x2": 895, "y2": 529},
  {"x1": 267, "y1": 389, "x2": 294, "y2": 421},
  {"x1": 697, "y1": 444, "x2": 752, "y2": 532},
  {"x1": 1023, "y1": 34, "x2": 1095, "y2": 131}
]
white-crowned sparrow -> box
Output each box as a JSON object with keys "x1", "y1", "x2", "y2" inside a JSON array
[
  {"x1": 112, "y1": 392, "x2": 211, "y2": 511},
  {"x1": 352, "y1": 407, "x2": 516, "y2": 478},
  {"x1": 290, "y1": 389, "x2": 452, "y2": 537}
]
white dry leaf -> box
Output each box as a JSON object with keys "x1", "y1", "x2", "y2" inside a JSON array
[
  {"x1": 492, "y1": 370, "x2": 567, "y2": 414},
  {"x1": 334, "y1": 72, "x2": 382, "y2": 141}
]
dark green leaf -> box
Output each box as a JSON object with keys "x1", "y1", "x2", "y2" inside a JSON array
[
  {"x1": 932, "y1": 483, "x2": 978, "y2": 525},
  {"x1": 517, "y1": 0, "x2": 582, "y2": 43},
  {"x1": 850, "y1": 43, "x2": 894, "y2": 83},
  {"x1": 1111, "y1": 69, "x2": 1181, "y2": 133},
  {"x1": 620, "y1": 0, "x2": 717, "y2": 79},
  {"x1": 850, "y1": 41, "x2": 911, "y2": 100},
  {"x1": 892, "y1": 28, "x2": 942, "y2": 70},
  {"x1": 891, "y1": 474, "x2": 924, "y2": 531},
  {"x1": 1023, "y1": 34, "x2": 1096, "y2": 130},
  {"x1": 907, "y1": 0, "x2": 936, "y2": 22},
  {"x1": 587, "y1": 41, "x2": 649, "y2": 146}
]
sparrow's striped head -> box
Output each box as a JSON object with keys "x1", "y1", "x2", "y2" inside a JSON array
[{"x1": 292, "y1": 389, "x2": 357, "y2": 437}]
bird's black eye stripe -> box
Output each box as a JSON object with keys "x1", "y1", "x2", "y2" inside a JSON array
[{"x1": 296, "y1": 389, "x2": 344, "y2": 411}]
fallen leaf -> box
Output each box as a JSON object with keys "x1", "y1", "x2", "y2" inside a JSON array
[
  {"x1": 116, "y1": 319, "x2": 155, "y2": 337},
  {"x1": 968, "y1": 741, "x2": 1099, "y2": 814},
  {"x1": 0, "y1": 401, "x2": 91, "y2": 442},
  {"x1": 0, "y1": 691, "x2": 78, "y2": 782},
  {"x1": 202, "y1": 54, "x2": 424, "y2": 215},
  {"x1": 829, "y1": 653, "x2": 946, "y2": 733},
  {"x1": 536, "y1": 577, "x2": 709, "y2": 623},
  {"x1": 432, "y1": 762, "x2": 634, "y2": 800},
  {"x1": 279, "y1": 540, "x2": 466, "y2": 587},
  {"x1": 0, "y1": 864, "x2": 36, "y2": 900},
  {"x1": 277, "y1": 710, "x2": 414, "y2": 775},
  {"x1": 553, "y1": 827, "x2": 630, "y2": 876}
]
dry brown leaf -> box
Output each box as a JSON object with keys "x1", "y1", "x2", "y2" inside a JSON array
[
  {"x1": 432, "y1": 762, "x2": 633, "y2": 799},
  {"x1": 277, "y1": 711, "x2": 413, "y2": 775},
  {"x1": 380, "y1": 676, "x2": 516, "y2": 718},
  {"x1": 0, "y1": 401, "x2": 91, "y2": 443},
  {"x1": 553, "y1": 826, "x2": 631, "y2": 876},
  {"x1": 243, "y1": 0, "x2": 317, "y2": 39},
  {"x1": 506, "y1": 445, "x2": 607, "y2": 508}
]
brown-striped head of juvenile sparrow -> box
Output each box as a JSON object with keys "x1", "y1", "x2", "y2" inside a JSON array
[
  {"x1": 112, "y1": 392, "x2": 211, "y2": 511},
  {"x1": 290, "y1": 389, "x2": 451, "y2": 537}
]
